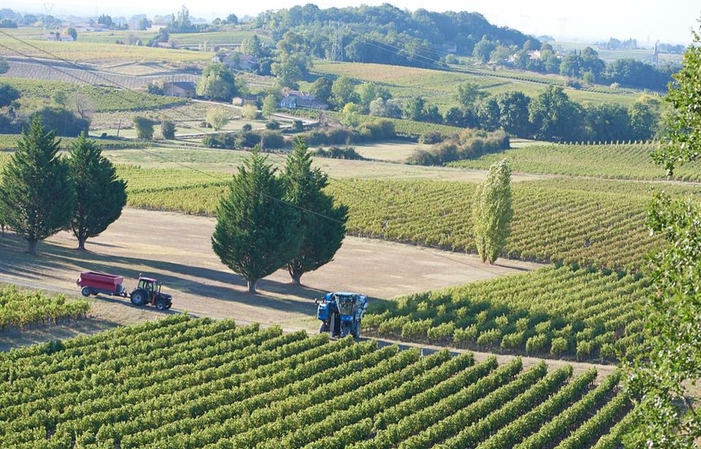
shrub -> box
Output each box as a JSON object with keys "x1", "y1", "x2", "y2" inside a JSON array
[
  {"x1": 401, "y1": 319, "x2": 432, "y2": 339},
  {"x1": 258, "y1": 130, "x2": 285, "y2": 150},
  {"x1": 550, "y1": 337, "x2": 569, "y2": 355},
  {"x1": 312, "y1": 146, "x2": 365, "y2": 160},
  {"x1": 525, "y1": 334, "x2": 548, "y2": 354},
  {"x1": 161, "y1": 120, "x2": 176, "y2": 139},
  {"x1": 494, "y1": 314, "x2": 509, "y2": 328},
  {"x1": 132, "y1": 115, "x2": 155, "y2": 140},
  {"x1": 576, "y1": 340, "x2": 596, "y2": 359},
  {"x1": 377, "y1": 316, "x2": 410, "y2": 335},
  {"x1": 427, "y1": 322, "x2": 455, "y2": 341},
  {"x1": 501, "y1": 331, "x2": 524, "y2": 350},
  {"x1": 419, "y1": 131, "x2": 444, "y2": 144},
  {"x1": 453, "y1": 325, "x2": 478, "y2": 344},
  {"x1": 476, "y1": 328, "x2": 502, "y2": 347}
]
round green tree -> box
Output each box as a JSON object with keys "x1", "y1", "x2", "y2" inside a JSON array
[
  {"x1": 472, "y1": 158, "x2": 513, "y2": 264},
  {"x1": 212, "y1": 149, "x2": 301, "y2": 293},
  {"x1": 0, "y1": 116, "x2": 75, "y2": 254},
  {"x1": 196, "y1": 63, "x2": 242, "y2": 102},
  {"x1": 68, "y1": 134, "x2": 127, "y2": 250}
]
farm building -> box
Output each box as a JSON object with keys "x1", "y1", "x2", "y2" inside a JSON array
[
  {"x1": 163, "y1": 81, "x2": 196, "y2": 98},
  {"x1": 279, "y1": 90, "x2": 328, "y2": 110}
]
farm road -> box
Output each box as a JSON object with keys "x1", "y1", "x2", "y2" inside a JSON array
[{"x1": 0, "y1": 208, "x2": 544, "y2": 338}]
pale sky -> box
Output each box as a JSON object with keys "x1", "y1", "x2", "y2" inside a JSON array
[{"x1": 15, "y1": 0, "x2": 701, "y2": 45}]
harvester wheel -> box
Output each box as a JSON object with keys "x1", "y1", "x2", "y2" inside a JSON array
[
  {"x1": 130, "y1": 290, "x2": 146, "y2": 306},
  {"x1": 319, "y1": 322, "x2": 329, "y2": 333},
  {"x1": 81, "y1": 287, "x2": 92, "y2": 297}
]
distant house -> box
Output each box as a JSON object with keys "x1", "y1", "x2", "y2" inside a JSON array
[
  {"x1": 212, "y1": 52, "x2": 258, "y2": 71},
  {"x1": 232, "y1": 94, "x2": 259, "y2": 106},
  {"x1": 163, "y1": 81, "x2": 196, "y2": 98},
  {"x1": 279, "y1": 90, "x2": 328, "y2": 110}
]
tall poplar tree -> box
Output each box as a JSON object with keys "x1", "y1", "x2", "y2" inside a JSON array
[
  {"x1": 625, "y1": 22, "x2": 701, "y2": 448},
  {"x1": 212, "y1": 149, "x2": 301, "y2": 293},
  {"x1": 0, "y1": 116, "x2": 74, "y2": 254},
  {"x1": 68, "y1": 134, "x2": 127, "y2": 250},
  {"x1": 472, "y1": 158, "x2": 513, "y2": 264},
  {"x1": 283, "y1": 137, "x2": 347, "y2": 285}
]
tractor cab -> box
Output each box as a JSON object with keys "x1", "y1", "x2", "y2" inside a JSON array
[
  {"x1": 316, "y1": 292, "x2": 368, "y2": 339},
  {"x1": 336, "y1": 293, "x2": 359, "y2": 321},
  {"x1": 137, "y1": 277, "x2": 160, "y2": 299},
  {"x1": 130, "y1": 276, "x2": 172, "y2": 310}
]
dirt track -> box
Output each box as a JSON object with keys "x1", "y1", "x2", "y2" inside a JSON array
[
  {"x1": 0, "y1": 208, "x2": 543, "y2": 336},
  {"x1": 1, "y1": 208, "x2": 620, "y2": 377}
]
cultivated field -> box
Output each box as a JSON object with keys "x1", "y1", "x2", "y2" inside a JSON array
[
  {"x1": 0, "y1": 315, "x2": 632, "y2": 449},
  {"x1": 313, "y1": 60, "x2": 644, "y2": 107},
  {"x1": 0, "y1": 28, "x2": 686, "y2": 446}
]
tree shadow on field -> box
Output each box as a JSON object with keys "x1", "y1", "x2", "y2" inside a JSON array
[{"x1": 0, "y1": 232, "x2": 331, "y2": 317}]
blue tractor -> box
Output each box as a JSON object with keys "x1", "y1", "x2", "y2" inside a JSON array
[{"x1": 316, "y1": 292, "x2": 368, "y2": 339}]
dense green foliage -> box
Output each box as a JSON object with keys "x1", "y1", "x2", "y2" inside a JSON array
[
  {"x1": 624, "y1": 23, "x2": 701, "y2": 448},
  {"x1": 0, "y1": 284, "x2": 89, "y2": 330},
  {"x1": 196, "y1": 63, "x2": 244, "y2": 102},
  {"x1": 212, "y1": 150, "x2": 301, "y2": 293},
  {"x1": 132, "y1": 116, "x2": 155, "y2": 140},
  {"x1": 256, "y1": 4, "x2": 534, "y2": 69},
  {"x1": 365, "y1": 265, "x2": 647, "y2": 362},
  {"x1": 472, "y1": 159, "x2": 512, "y2": 263},
  {"x1": 67, "y1": 135, "x2": 127, "y2": 250},
  {"x1": 0, "y1": 117, "x2": 74, "y2": 253},
  {"x1": 0, "y1": 315, "x2": 631, "y2": 448},
  {"x1": 282, "y1": 138, "x2": 348, "y2": 284},
  {"x1": 408, "y1": 129, "x2": 509, "y2": 165}
]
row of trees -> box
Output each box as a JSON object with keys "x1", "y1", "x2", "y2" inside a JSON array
[
  {"x1": 343, "y1": 82, "x2": 661, "y2": 144},
  {"x1": 212, "y1": 138, "x2": 348, "y2": 292},
  {"x1": 0, "y1": 117, "x2": 127, "y2": 253}
]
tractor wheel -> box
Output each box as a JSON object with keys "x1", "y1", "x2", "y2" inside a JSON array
[
  {"x1": 81, "y1": 287, "x2": 92, "y2": 297},
  {"x1": 155, "y1": 299, "x2": 167, "y2": 311},
  {"x1": 130, "y1": 290, "x2": 146, "y2": 306}
]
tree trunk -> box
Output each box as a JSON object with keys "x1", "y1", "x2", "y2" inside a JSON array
[
  {"x1": 77, "y1": 238, "x2": 87, "y2": 251},
  {"x1": 291, "y1": 270, "x2": 302, "y2": 286},
  {"x1": 27, "y1": 239, "x2": 37, "y2": 255},
  {"x1": 247, "y1": 279, "x2": 257, "y2": 294}
]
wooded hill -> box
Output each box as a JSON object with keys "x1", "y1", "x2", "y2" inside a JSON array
[{"x1": 252, "y1": 3, "x2": 536, "y2": 68}]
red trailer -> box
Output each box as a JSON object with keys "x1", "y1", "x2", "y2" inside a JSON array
[
  {"x1": 76, "y1": 271, "x2": 172, "y2": 310},
  {"x1": 76, "y1": 271, "x2": 125, "y2": 297}
]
